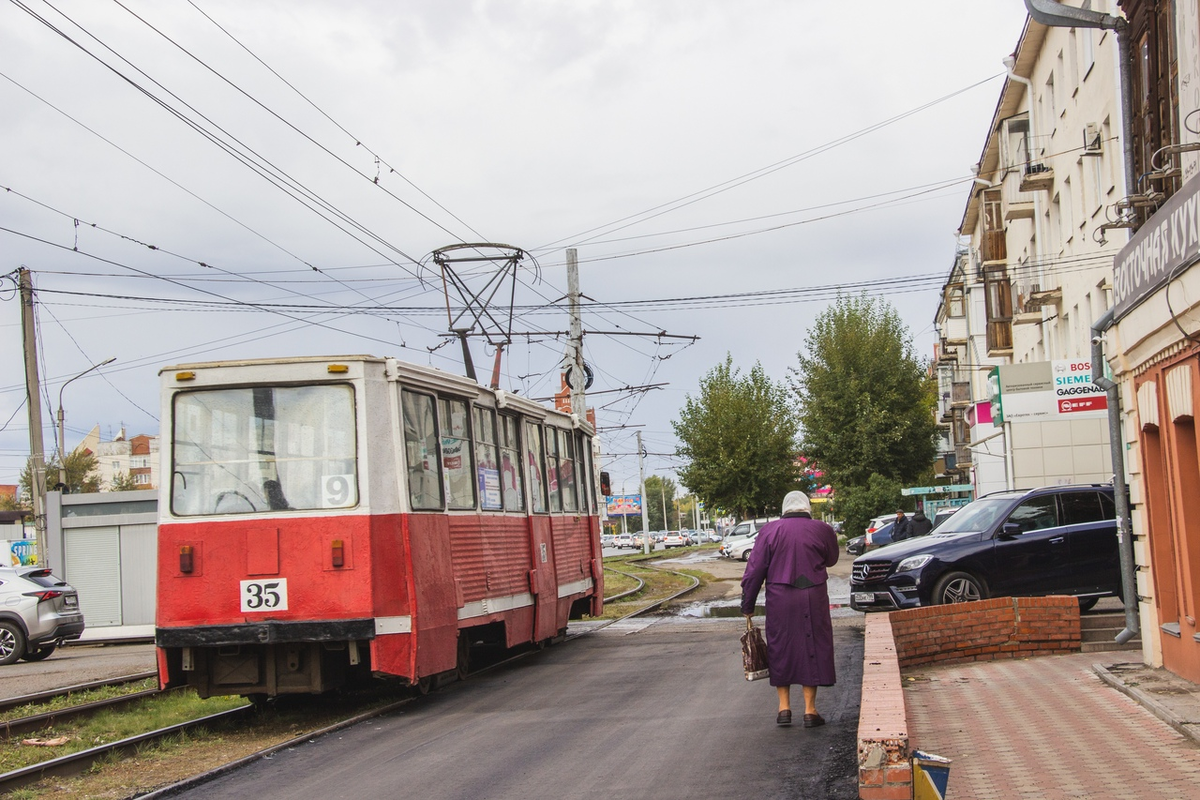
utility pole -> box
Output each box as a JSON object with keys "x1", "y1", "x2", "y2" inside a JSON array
[
  {"x1": 637, "y1": 431, "x2": 649, "y2": 555},
  {"x1": 565, "y1": 248, "x2": 587, "y2": 418},
  {"x1": 19, "y1": 268, "x2": 48, "y2": 566}
]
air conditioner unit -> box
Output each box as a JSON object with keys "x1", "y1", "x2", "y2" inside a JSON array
[{"x1": 1083, "y1": 123, "x2": 1102, "y2": 155}]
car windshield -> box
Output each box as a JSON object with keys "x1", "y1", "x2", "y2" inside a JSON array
[{"x1": 931, "y1": 497, "x2": 1014, "y2": 534}]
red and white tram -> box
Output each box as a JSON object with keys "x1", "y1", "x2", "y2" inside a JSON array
[{"x1": 155, "y1": 356, "x2": 603, "y2": 698}]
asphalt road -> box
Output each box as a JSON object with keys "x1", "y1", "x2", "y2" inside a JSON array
[
  {"x1": 170, "y1": 617, "x2": 864, "y2": 800},
  {"x1": 0, "y1": 643, "x2": 158, "y2": 700}
]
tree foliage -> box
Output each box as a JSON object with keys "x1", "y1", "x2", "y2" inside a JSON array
[
  {"x1": 834, "y1": 474, "x2": 904, "y2": 538},
  {"x1": 109, "y1": 471, "x2": 141, "y2": 492},
  {"x1": 791, "y1": 295, "x2": 938, "y2": 534},
  {"x1": 674, "y1": 355, "x2": 800, "y2": 519},
  {"x1": 20, "y1": 450, "x2": 102, "y2": 498}
]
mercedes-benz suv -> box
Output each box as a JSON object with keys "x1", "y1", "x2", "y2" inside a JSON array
[{"x1": 849, "y1": 485, "x2": 1120, "y2": 612}]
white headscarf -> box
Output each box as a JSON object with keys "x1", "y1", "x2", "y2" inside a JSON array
[{"x1": 781, "y1": 491, "x2": 811, "y2": 515}]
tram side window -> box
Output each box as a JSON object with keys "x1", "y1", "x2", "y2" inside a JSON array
[
  {"x1": 439, "y1": 397, "x2": 476, "y2": 509},
  {"x1": 558, "y1": 429, "x2": 578, "y2": 513},
  {"x1": 475, "y1": 406, "x2": 502, "y2": 510},
  {"x1": 402, "y1": 392, "x2": 443, "y2": 510},
  {"x1": 545, "y1": 428, "x2": 563, "y2": 513},
  {"x1": 524, "y1": 421, "x2": 548, "y2": 513},
  {"x1": 499, "y1": 415, "x2": 524, "y2": 512}
]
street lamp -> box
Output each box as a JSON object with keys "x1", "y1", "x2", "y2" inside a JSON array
[{"x1": 56, "y1": 357, "x2": 116, "y2": 465}]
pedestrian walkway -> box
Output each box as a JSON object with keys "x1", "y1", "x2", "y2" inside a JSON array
[{"x1": 904, "y1": 652, "x2": 1200, "y2": 800}]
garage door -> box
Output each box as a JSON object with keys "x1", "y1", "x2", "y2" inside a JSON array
[{"x1": 64, "y1": 526, "x2": 122, "y2": 627}]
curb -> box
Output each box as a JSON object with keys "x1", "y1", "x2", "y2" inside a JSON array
[{"x1": 1093, "y1": 662, "x2": 1200, "y2": 746}]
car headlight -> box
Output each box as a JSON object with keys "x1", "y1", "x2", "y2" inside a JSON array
[{"x1": 896, "y1": 554, "x2": 933, "y2": 572}]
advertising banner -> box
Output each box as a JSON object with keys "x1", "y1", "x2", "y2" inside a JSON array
[
  {"x1": 3, "y1": 540, "x2": 37, "y2": 566},
  {"x1": 994, "y1": 360, "x2": 1107, "y2": 423},
  {"x1": 606, "y1": 494, "x2": 642, "y2": 517}
]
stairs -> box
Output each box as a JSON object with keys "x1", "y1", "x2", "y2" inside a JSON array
[{"x1": 1081, "y1": 610, "x2": 1141, "y2": 653}]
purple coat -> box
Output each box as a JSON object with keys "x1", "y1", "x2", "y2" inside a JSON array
[{"x1": 740, "y1": 513, "x2": 840, "y2": 687}]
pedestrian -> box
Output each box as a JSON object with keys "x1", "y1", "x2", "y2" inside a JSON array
[
  {"x1": 740, "y1": 491, "x2": 839, "y2": 727},
  {"x1": 890, "y1": 509, "x2": 912, "y2": 542},
  {"x1": 909, "y1": 508, "x2": 933, "y2": 537}
]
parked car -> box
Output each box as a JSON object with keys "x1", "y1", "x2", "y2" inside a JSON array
[
  {"x1": 846, "y1": 535, "x2": 866, "y2": 556},
  {"x1": 615, "y1": 533, "x2": 634, "y2": 549},
  {"x1": 704, "y1": 530, "x2": 721, "y2": 543},
  {"x1": 719, "y1": 517, "x2": 774, "y2": 558},
  {"x1": 850, "y1": 485, "x2": 1120, "y2": 613},
  {"x1": 632, "y1": 534, "x2": 649, "y2": 549},
  {"x1": 662, "y1": 531, "x2": 690, "y2": 548},
  {"x1": 727, "y1": 535, "x2": 759, "y2": 561},
  {"x1": 864, "y1": 512, "x2": 914, "y2": 551},
  {"x1": 601, "y1": 534, "x2": 616, "y2": 549},
  {"x1": 0, "y1": 567, "x2": 86, "y2": 665}
]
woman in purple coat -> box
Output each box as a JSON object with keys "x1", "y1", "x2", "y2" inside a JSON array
[{"x1": 741, "y1": 491, "x2": 839, "y2": 727}]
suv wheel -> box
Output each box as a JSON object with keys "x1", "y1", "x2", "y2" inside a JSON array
[
  {"x1": 740, "y1": 548, "x2": 752, "y2": 562},
  {"x1": 933, "y1": 571, "x2": 985, "y2": 605},
  {"x1": 0, "y1": 621, "x2": 26, "y2": 666}
]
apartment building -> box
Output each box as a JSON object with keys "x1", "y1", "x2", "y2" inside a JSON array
[{"x1": 935, "y1": 8, "x2": 1123, "y2": 495}]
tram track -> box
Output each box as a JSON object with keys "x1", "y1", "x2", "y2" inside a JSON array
[{"x1": 0, "y1": 557, "x2": 706, "y2": 798}]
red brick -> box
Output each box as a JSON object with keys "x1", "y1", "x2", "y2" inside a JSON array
[
  {"x1": 860, "y1": 768, "x2": 885, "y2": 786},
  {"x1": 885, "y1": 764, "x2": 913, "y2": 784}
]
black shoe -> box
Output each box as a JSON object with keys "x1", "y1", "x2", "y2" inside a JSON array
[
  {"x1": 803, "y1": 713, "x2": 825, "y2": 728},
  {"x1": 776, "y1": 710, "x2": 792, "y2": 726}
]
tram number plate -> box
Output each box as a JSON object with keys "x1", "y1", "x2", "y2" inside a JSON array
[
  {"x1": 241, "y1": 579, "x2": 289, "y2": 612},
  {"x1": 852, "y1": 592, "x2": 876, "y2": 604}
]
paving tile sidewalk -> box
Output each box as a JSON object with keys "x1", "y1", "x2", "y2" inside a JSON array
[{"x1": 904, "y1": 652, "x2": 1200, "y2": 800}]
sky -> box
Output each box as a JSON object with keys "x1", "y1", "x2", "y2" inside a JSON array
[{"x1": 0, "y1": 0, "x2": 1034, "y2": 494}]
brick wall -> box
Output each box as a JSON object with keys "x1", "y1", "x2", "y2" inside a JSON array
[
  {"x1": 889, "y1": 596, "x2": 1081, "y2": 669},
  {"x1": 858, "y1": 613, "x2": 912, "y2": 800}
]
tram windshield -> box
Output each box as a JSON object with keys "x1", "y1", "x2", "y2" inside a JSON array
[{"x1": 171, "y1": 385, "x2": 358, "y2": 516}]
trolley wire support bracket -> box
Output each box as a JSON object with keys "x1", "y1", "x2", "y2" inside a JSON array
[{"x1": 429, "y1": 243, "x2": 531, "y2": 382}]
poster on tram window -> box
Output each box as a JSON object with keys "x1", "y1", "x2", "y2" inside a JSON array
[{"x1": 606, "y1": 494, "x2": 642, "y2": 517}]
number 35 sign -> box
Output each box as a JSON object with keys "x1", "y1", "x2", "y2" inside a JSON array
[{"x1": 241, "y1": 579, "x2": 288, "y2": 612}]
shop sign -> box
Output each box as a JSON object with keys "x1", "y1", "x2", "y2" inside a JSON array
[{"x1": 1114, "y1": 176, "x2": 1200, "y2": 320}]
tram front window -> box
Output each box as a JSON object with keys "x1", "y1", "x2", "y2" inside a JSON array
[{"x1": 171, "y1": 385, "x2": 358, "y2": 516}]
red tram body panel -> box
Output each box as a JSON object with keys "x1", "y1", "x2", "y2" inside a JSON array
[{"x1": 155, "y1": 356, "x2": 602, "y2": 698}]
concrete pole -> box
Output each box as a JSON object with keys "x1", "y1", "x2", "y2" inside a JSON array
[
  {"x1": 19, "y1": 269, "x2": 48, "y2": 565},
  {"x1": 566, "y1": 249, "x2": 586, "y2": 418},
  {"x1": 637, "y1": 431, "x2": 649, "y2": 555}
]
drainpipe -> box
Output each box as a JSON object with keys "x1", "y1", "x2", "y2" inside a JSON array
[
  {"x1": 1092, "y1": 309, "x2": 1138, "y2": 644},
  {"x1": 1025, "y1": 0, "x2": 1139, "y2": 647}
]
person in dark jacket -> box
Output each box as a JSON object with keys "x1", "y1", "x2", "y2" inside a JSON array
[
  {"x1": 741, "y1": 491, "x2": 839, "y2": 727},
  {"x1": 909, "y1": 509, "x2": 933, "y2": 537},
  {"x1": 890, "y1": 509, "x2": 912, "y2": 542}
]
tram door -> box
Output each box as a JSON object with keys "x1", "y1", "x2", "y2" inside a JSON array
[{"x1": 524, "y1": 421, "x2": 560, "y2": 641}]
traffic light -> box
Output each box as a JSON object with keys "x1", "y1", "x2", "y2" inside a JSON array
[{"x1": 600, "y1": 471, "x2": 612, "y2": 497}]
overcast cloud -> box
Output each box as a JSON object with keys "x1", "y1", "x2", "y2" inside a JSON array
[{"x1": 0, "y1": 0, "x2": 1032, "y2": 492}]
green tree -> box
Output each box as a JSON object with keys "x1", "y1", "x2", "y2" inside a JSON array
[
  {"x1": 644, "y1": 475, "x2": 678, "y2": 531},
  {"x1": 833, "y1": 474, "x2": 904, "y2": 539},
  {"x1": 109, "y1": 471, "x2": 141, "y2": 492},
  {"x1": 673, "y1": 355, "x2": 800, "y2": 519},
  {"x1": 20, "y1": 450, "x2": 102, "y2": 497},
  {"x1": 791, "y1": 295, "x2": 938, "y2": 534}
]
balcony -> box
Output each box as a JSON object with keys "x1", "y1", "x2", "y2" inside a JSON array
[
  {"x1": 950, "y1": 381, "x2": 971, "y2": 406},
  {"x1": 1019, "y1": 163, "x2": 1054, "y2": 193}
]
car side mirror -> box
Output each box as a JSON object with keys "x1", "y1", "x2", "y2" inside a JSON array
[{"x1": 998, "y1": 522, "x2": 1023, "y2": 539}]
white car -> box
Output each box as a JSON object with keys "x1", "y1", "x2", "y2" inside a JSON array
[{"x1": 719, "y1": 517, "x2": 775, "y2": 559}]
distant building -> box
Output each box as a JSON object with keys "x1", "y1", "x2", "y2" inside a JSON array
[{"x1": 78, "y1": 426, "x2": 159, "y2": 491}]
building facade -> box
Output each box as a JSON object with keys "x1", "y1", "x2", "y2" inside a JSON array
[
  {"x1": 1111, "y1": 0, "x2": 1200, "y2": 684},
  {"x1": 937, "y1": 8, "x2": 1125, "y2": 495}
]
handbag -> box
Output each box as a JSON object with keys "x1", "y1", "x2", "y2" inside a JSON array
[{"x1": 741, "y1": 618, "x2": 770, "y2": 681}]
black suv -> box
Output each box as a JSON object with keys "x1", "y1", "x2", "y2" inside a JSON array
[{"x1": 850, "y1": 485, "x2": 1120, "y2": 612}]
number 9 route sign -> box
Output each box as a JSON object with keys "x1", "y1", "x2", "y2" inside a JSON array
[{"x1": 241, "y1": 579, "x2": 289, "y2": 612}]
